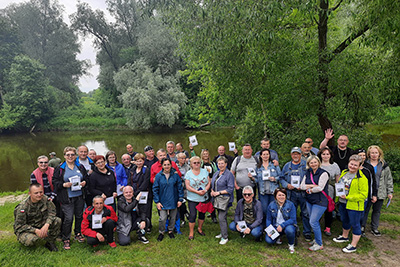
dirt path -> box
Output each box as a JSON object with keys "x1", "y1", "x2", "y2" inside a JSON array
[{"x1": 0, "y1": 194, "x2": 27, "y2": 206}]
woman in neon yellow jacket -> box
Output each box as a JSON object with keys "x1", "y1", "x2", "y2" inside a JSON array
[{"x1": 332, "y1": 155, "x2": 368, "y2": 253}]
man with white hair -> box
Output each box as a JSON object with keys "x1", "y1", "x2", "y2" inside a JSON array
[{"x1": 229, "y1": 186, "x2": 263, "y2": 241}]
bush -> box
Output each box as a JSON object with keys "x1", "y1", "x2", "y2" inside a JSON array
[{"x1": 385, "y1": 147, "x2": 400, "y2": 182}]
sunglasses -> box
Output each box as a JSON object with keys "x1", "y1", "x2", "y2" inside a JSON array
[
  {"x1": 192, "y1": 162, "x2": 201, "y2": 164},
  {"x1": 38, "y1": 161, "x2": 48, "y2": 164},
  {"x1": 243, "y1": 193, "x2": 252, "y2": 197}
]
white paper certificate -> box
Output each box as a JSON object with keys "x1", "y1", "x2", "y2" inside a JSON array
[
  {"x1": 104, "y1": 196, "x2": 114, "y2": 205},
  {"x1": 117, "y1": 184, "x2": 123, "y2": 196},
  {"x1": 237, "y1": 221, "x2": 247, "y2": 232},
  {"x1": 247, "y1": 168, "x2": 256, "y2": 176},
  {"x1": 69, "y1": 176, "x2": 81, "y2": 191},
  {"x1": 92, "y1": 214, "x2": 103, "y2": 229},
  {"x1": 262, "y1": 170, "x2": 271, "y2": 181},
  {"x1": 291, "y1": 175, "x2": 300, "y2": 188},
  {"x1": 335, "y1": 183, "x2": 345, "y2": 196},
  {"x1": 189, "y1": 135, "x2": 198, "y2": 146},
  {"x1": 265, "y1": 224, "x2": 280, "y2": 240},
  {"x1": 139, "y1": 192, "x2": 148, "y2": 204},
  {"x1": 228, "y1": 142, "x2": 236, "y2": 151}
]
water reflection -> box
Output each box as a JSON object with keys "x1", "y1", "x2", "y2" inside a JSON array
[{"x1": 0, "y1": 128, "x2": 236, "y2": 192}]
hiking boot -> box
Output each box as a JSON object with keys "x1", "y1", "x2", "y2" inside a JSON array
[
  {"x1": 157, "y1": 233, "x2": 164, "y2": 242},
  {"x1": 342, "y1": 244, "x2": 357, "y2": 253},
  {"x1": 333, "y1": 235, "x2": 349, "y2": 243},
  {"x1": 45, "y1": 242, "x2": 58, "y2": 252}
]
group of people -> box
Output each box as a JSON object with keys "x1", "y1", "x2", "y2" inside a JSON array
[{"x1": 14, "y1": 130, "x2": 394, "y2": 254}]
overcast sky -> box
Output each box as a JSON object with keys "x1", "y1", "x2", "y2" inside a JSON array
[{"x1": 0, "y1": 0, "x2": 111, "y2": 92}]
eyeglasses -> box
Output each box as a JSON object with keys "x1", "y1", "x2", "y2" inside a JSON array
[
  {"x1": 38, "y1": 161, "x2": 48, "y2": 164},
  {"x1": 95, "y1": 161, "x2": 105, "y2": 165},
  {"x1": 65, "y1": 153, "x2": 75, "y2": 157},
  {"x1": 201, "y1": 149, "x2": 209, "y2": 152},
  {"x1": 192, "y1": 162, "x2": 201, "y2": 164},
  {"x1": 243, "y1": 193, "x2": 252, "y2": 197}
]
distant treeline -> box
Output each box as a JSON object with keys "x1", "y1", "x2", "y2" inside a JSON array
[{"x1": 1, "y1": 0, "x2": 400, "y2": 149}]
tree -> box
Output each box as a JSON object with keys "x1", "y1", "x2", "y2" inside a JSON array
[
  {"x1": 0, "y1": 55, "x2": 55, "y2": 131},
  {"x1": 6, "y1": 0, "x2": 85, "y2": 105},
  {"x1": 114, "y1": 60, "x2": 186, "y2": 129},
  {"x1": 149, "y1": 0, "x2": 400, "y2": 149},
  {"x1": 0, "y1": 17, "x2": 21, "y2": 107}
]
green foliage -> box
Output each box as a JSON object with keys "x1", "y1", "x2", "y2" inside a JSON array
[
  {"x1": 0, "y1": 55, "x2": 55, "y2": 131},
  {"x1": 385, "y1": 147, "x2": 400, "y2": 182},
  {"x1": 149, "y1": 0, "x2": 400, "y2": 141},
  {"x1": 114, "y1": 60, "x2": 186, "y2": 129},
  {"x1": 45, "y1": 95, "x2": 126, "y2": 131},
  {"x1": 0, "y1": 17, "x2": 20, "y2": 88},
  {"x1": 6, "y1": 0, "x2": 85, "y2": 106}
]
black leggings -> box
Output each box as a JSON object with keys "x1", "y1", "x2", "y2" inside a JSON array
[{"x1": 188, "y1": 201, "x2": 205, "y2": 223}]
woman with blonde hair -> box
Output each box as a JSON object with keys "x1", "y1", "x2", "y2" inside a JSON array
[
  {"x1": 300, "y1": 155, "x2": 329, "y2": 251},
  {"x1": 184, "y1": 156, "x2": 210, "y2": 240},
  {"x1": 362, "y1": 145, "x2": 394, "y2": 237}
]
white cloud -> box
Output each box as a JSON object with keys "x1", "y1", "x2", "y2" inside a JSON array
[{"x1": 0, "y1": 0, "x2": 112, "y2": 92}]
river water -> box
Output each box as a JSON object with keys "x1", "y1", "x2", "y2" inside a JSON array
[
  {"x1": 0, "y1": 128, "x2": 236, "y2": 192},
  {"x1": 1, "y1": 127, "x2": 398, "y2": 192}
]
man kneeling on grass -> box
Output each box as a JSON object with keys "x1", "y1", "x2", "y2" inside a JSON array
[
  {"x1": 81, "y1": 195, "x2": 118, "y2": 248},
  {"x1": 228, "y1": 186, "x2": 263, "y2": 241},
  {"x1": 14, "y1": 183, "x2": 61, "y2": 251}
]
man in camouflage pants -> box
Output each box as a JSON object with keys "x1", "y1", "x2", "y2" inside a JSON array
[{"x1": 14, "y1": 184, "x2": 61, "y2": 251}]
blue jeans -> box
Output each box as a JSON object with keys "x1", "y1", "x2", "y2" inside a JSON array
[
  {"x1": 288, "y1": 190, "x2": 311, "y2": 235},
  {"x1": 339, "y1": 203, "x2": 362, "y2": 235},
  {"x1": 259, "y1": 194, "x2": 274, "y2": 225},
  {"x1": 265, "y1": 224, "x2": 296, "y2": 245},
  {"x1": 229, "y1": 222, "x2": 262, "y2": 238},
  {"x1": 306, "y1": 202, "x2": 326, "y2": 246}
]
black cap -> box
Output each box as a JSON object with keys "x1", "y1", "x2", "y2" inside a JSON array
[
  {"x1": 353, "y1": 148, "x2": 366, "y2": 155},
  {"x1": 144, "y1": 145, "x2": 153, "y2": 152}
]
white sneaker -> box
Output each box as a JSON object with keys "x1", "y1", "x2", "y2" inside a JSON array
[
  {"x1": 288, "y1": 244, "x2": 295, "y2": 254},
  {"x1": 215, "y1": 234, "x2": 222, "y2": 239},
  {"x1": 308, "y1": 243, "x2": 323, "y2": 251},
  {"x1": 219, "y1": 238, "x2": 228, "y2": 245},
  {"x1": 276, "y1": 237, "x2": 282, "y2": 245}
]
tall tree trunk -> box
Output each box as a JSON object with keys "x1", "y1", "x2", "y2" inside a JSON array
[{"x1": 317, "y1": 0, "x2": 334, "y2": 146}]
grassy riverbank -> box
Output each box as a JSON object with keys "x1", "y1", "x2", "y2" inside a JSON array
[{"x1": 1, "y1": 185, "x2": 399, "y2": 267}]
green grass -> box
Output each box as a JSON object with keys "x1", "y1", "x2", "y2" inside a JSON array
[{"x1": 1, "y1": 185, "x2": 399, "y2": 266}]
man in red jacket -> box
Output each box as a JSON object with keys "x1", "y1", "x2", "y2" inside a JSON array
[
  {"x1": 150, "y1": 149, "x2": 182, "y2": 183},
  {"x1": 81, "y1": 195, "x2": 118, "y2": 248}
]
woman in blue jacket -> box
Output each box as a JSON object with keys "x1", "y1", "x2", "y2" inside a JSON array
[
  {"x1": 153, "y1": 158, "x2": 184, "y2": 242},
  {"x1": 266, "y1": 188, "x2": 297, "y2": 254},
  {"x1": 255, "y1": 148, "x2": 281, "y2": 220}
]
